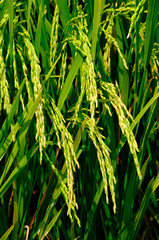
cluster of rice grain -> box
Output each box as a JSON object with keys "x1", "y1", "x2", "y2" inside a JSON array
[
  {"x1": 85, "y1": 116, "x2": 116, "y2": 213},
  {"x1": 0, "y1": 31, "x2": 11, "y2": 114},
  {"x1": 50, "y1": 163, "x2": 80, "y2": 226},
  {"x1": 16, "y1": 45, "x2": 32, "y2": 100},
  {"x1": 102, "y1": 13, "x2": 128, "y2": 73},
  {"x1": 70, "y1": 19, "x2": 98, "y2": 133},
  {"x1": 101, "y1": 81, "x2": 142, "y2": 180},
  {"x1": 76, "y1": 3, "x2": 88, "y2": 34},
  {"x1": 23, "y1": 31, "x2": 46, "y2": 164},
  {"x1": 72, "y1": 62, "x2": 87, "y2": 125},
  {"x1": 83, "y1": 40, "x2": 98, "y2": 131},
  {"x1": 151, "y1": 44, "x2": 159, "y2": 79},
  {"x1": 46, "y1": 96, "x2": 79, "y2": 216},
  {"x1": 58, "y1": 42, "x2": 67, "y2": 90},
  {"x1": 0, "y1": 0, "x2": 4, "y2": 6},
  {"x1": 67, "y1": 0, "x2": 71, "y2": 8},
  {"x1": 0, "y1": 11, "x2": 11, "y2": 114},
  {"x1": 102, "y1": 13, "x2": 114, "y2": 74},
  {"x1": 13, "y1": 41, "x2": 25, "y2": 110},
  {"x1": 50, "y1": 4, "x2": 59, "y2": 67},
  {"x1": 127, "y1": 0, "x2": 147, "y2": 39}
]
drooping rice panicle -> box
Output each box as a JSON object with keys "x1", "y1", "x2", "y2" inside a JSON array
[
  {"x1": 102, "y1": 13, "x2": 128, "y2": 73},
  {"x1": 72, "y1": 62, "x2": 87, "y2": 125},
  {"x1": 127, "y1": 0, "x2": 147, "y2": 39},
  {"x1": 102, "y1": 13, "x2": 114, "y2": 74},
  {"x1": 50, "y1": 4, "x2": 59, "y2": 67},
  {"x1": 49, "y1": 163, "x2": 80, "y2": 227},
  {"x1": 0, "y1": 11, "x2": 11, "y2": 113},
  {"x1": 46, "y1": 96, "x2": 79, "y2": 216},
  {"x1": 151, "y1": 43, "x2": 159, "y2": 79},
  {"x1": 13, "y1": 40, "x2": 25, "y2": 110},
  {"x1": 0, "y1": 31, "x2": 11, "y2": 114},
  {"x1": 23, "y1": 32, "x2": 46, "y2": 164},
  {"x1": 0, "y1": 0, "x2": 5, "y2": 6},
  {"x1": 58, "y1": 42, "x2": 67, "y2": 90},
  {"x1": 76, "y1": 2, "x2": 88, "y2": 34},
  {"x1": 0, "y1": 11, "x2": 9, "y2": 29},
  {"x1": 69, "y1": 19, "x2": 98, "y2": 132},
  {"x1": 16, "y1": 44, "x2": 32, "y2": 100},
  {"x1": 83, "y1": 41, "x2": 98, "y2": 129},
  {"x1": 85, "y1": 116, "x2": 116, "y2": 213},
  {"x1": 101, "y1": 81, "x2": 142, "y2": 179},
  {"x1": 67, "y1": 0, "x2": 71, "y2": 8}
]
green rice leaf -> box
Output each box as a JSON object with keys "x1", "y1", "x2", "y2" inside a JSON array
[
  {"x1": 0, "y1": 142, "x2": 38, "y2": 198},
  {"x1": 91, "y1": 0, "x2": 104, "y2": 61},
  {"x1": 0, "y1": 225, "x2": 14, "y2": 240},
  {"x1": 144, "y1": 0, "x2": 159, "y2": 69}
]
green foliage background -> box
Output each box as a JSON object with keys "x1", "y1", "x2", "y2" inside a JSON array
[{"x1": 0, "y1": 0, "x2": 159, "y2": 239}]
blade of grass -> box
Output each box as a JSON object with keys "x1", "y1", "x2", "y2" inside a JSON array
[
  {"x1": 133, "y1": 0, "x2": 140, "y2": 117},
  {"x1": 0, "y1": 91, "x2": 41, "y2": 185},
  {"x1": 91, "y1": 0, "x2": 104, "y2": 61},
  {"x1": 139, "y1": 97, "x2": 159, "y2": 164},
  {"x1": 0, "y1": 225, "x2": 14, "y2": 240},
  {"x1": 0, "y1": 197, "x2": 8, "y2": 237},
  {"x1": 27, "y1": 0, "x2": 32, "y2": 32},
  {"x1": 11, "y1": 181, "x2": 18, "y2": 240},
  {"x1": 136, "y1": 0, "x2": 159, "y2": 119},
  {"x1": 86, "y1": 0, "x2": 93, "y2": 23},
  {"x1": 41, "y1": 207, "x2": 63, "y2": 240},
  {"x1": 8, "y1": 0, "x2": 13, "y2": 65},
  {"x1": 56, "y1": 0, "x2": 70, "y2": 29},
  {"x1": 120, "y1": 167, "x2": 137, "y2": 240},
  {"x1": 56, "y1": 0, "x2": 75, "y2": 56},
  {"x1": 0, "y1": 142, "x2": 38, "y2": 198},
  {"x1": 84, "y1": 180, "x2": 104, "y2": 240},
  {"x1": 116, "y1": 16, "x2": 129, "y2": 106},
  {"x1": 34, "y1": 0, "x2": 43, "y2": 57},
  {"x1": 130, "y1": 177, "x2": 155, "y2": 240},
  {"x1": 143, "y1": 0, "x2": 159, "y2": 70},
  {"x1": 138, "y1": 156, "x2": 150, "y2": 190}
]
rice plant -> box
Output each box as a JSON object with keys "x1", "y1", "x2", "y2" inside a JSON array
[{"x1": 0, "y1": 0, "x2": 159, "y2": 239}]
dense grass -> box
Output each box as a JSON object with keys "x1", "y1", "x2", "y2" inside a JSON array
[{"x1": 0, "y1": 0, "x2": 159, "y2": 239}]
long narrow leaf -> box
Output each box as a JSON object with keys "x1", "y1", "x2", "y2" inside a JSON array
[{"x1": 0, "y1": 225, "x2": 14, "y2": 240}]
